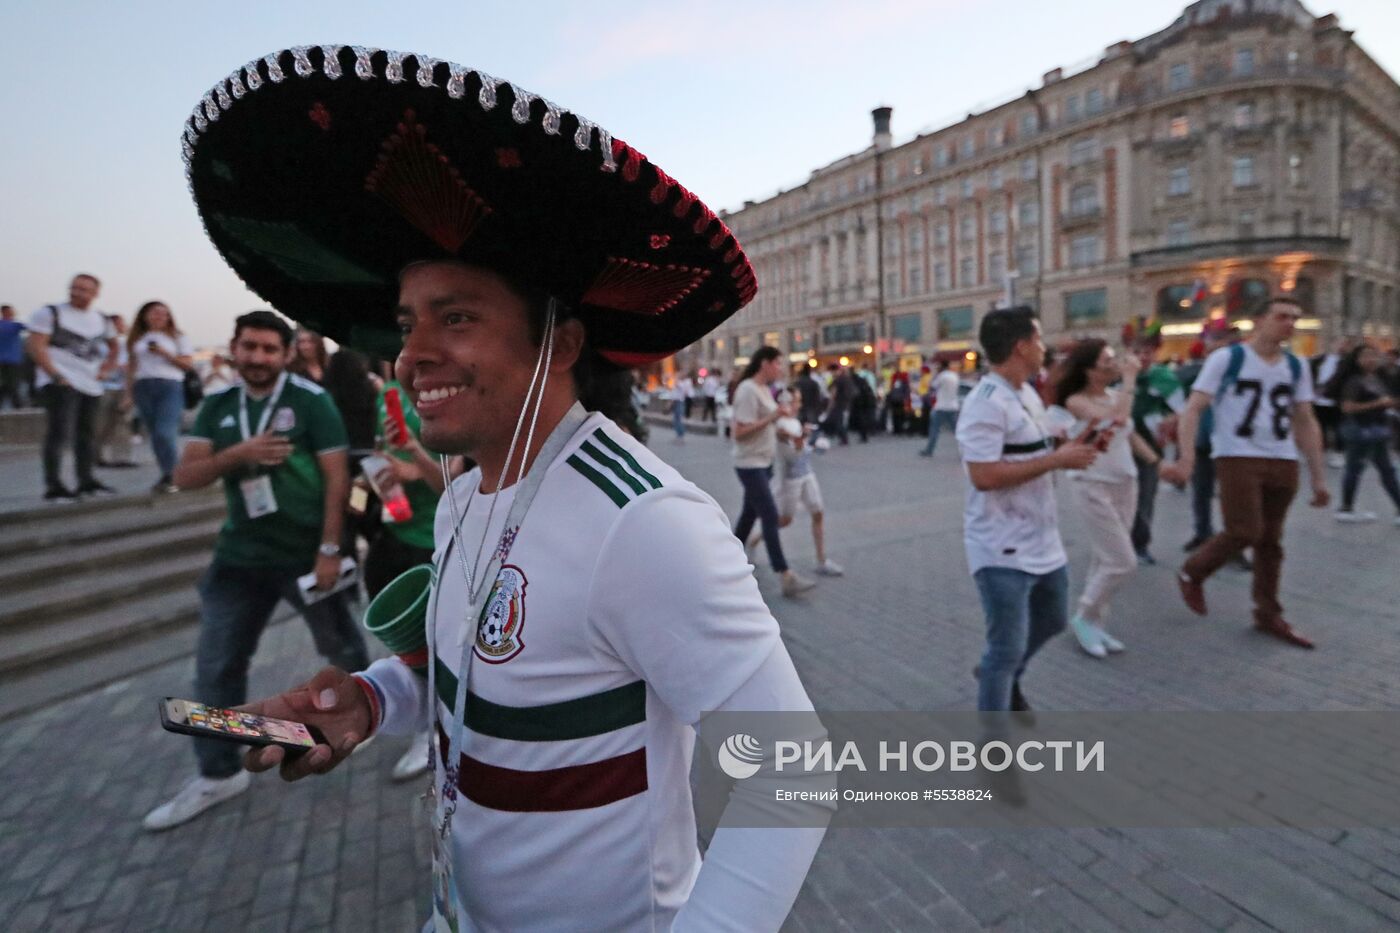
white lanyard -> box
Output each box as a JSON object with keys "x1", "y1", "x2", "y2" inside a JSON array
[
  {"x1": 237, "y1": 371, "x2": 288, "y2": 440},
  {"x1": 425, "y1": 402, "x2": 589, "y2": 834}
]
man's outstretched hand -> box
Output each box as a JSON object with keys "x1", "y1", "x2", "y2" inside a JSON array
[{"x1": 241, "y1": 666, "x2": 372, "y2": 781}]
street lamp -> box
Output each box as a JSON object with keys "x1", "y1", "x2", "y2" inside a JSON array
[{"x1": 872, "y1": 106, "x2": 892, "y2": 381}]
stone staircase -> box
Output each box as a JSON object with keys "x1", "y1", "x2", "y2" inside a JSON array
[{"x1": 0, "y1": 490, "x2": 227, "y2": 719}]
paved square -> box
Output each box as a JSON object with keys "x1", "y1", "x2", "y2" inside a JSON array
[{"x1": 4, "y1": 429, "x2": 1399, "y2": 931}]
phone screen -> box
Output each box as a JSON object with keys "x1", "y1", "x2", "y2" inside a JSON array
[{"x1": 165, "y1": 699, "x2": 317, "y2": 748}]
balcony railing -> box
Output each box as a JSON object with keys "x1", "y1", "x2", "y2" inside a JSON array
[{"x1": 1060, "y1": 207, "x2": 1104, "y2": 230}]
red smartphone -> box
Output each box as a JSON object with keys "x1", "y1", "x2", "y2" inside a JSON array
[{"x1": 159, "y1": 698, "x2": 325, "y2": 756}]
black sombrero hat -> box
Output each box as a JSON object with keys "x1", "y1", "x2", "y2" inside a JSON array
[{"x1": 183, "y1": 45, "x2": 755, "y2": 365}]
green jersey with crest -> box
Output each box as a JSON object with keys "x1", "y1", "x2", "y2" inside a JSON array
[{"x1": 189, "y1": 374, "x2": 349, "y2": 567}]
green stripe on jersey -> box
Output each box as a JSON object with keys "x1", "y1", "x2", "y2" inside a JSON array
[
  {"x1": 436, "y1": 659, "x2": 647, "y2": 741},
  {"x1": 578, "y1": 440, "x2": 646, "y2": 495},
  {"x1": 566, "y1": 454, "x2": 630, "y2": 507},
  {"x1": 592, "y1": 429, "x2": 662, "y2": 490}
]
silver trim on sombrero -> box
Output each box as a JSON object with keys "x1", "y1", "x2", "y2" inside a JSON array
[{"x1": 182, "y1": 47, "x2": 624, "y2": 180}]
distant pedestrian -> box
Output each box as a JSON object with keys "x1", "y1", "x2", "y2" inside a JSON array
[
  {"x1": 1163, "y1": 297, "x2": 1330, "y2": 649},
  {"x1": 288, "y1": 327, "x2": 328, "y2": 383},
  {"x1": 25, "y1": 273, "x2": 120, "y2": 501},
  {"x1": 669, "y1": 377, "x2": 687, "y2": 443},
  {"x1": 1330, "y1": 344, "x2": 1400, "y2": 523},
  {"x1": 1311, "y1": 337, "x2": 1352, "y2": 469},
  {"x1": 920, "y1": 359, "x2": 961, "y2": 457},
  {"x1": 887, "y1": 372, "x2": 910, "y2": 435},
  {"x1": 0, "y1": 304, "x2": 28, "y2": 410},
  {"x1": 773, "y1": 410, "x2": 843, "y2": 577},
  {"x1": 701, "y1": 371, "x2": 720, "y2": 421},
  {"x1": 793, "y1": 364, "x2": 825, "y2": 426},
  {"x1": 823, "y1": 364, "x2": 853, "y2": 445},
  {"x1": 95, "y1": 314, "x2": 136, "y2": 469},
  {"x1": 203, "y1": 353, "x2": 237, "y2": 394},
  {"x1": 1054, "y1": 339, "x2": 1144, "y2": 658},
  {"x1": 957, "y1": 307, "x2": 1100, "y2": 711},
  {"x1": 732, "y1": 345, "x2": 816, "y2": 598},
  {"x1": 143, "y1": 309, "x2": 369, "y2": 830},
  {"x1": 1129, "y1": 339, "x2": 1185, "y2": 565},
  {"x1": 128, "y1": 301, "x2": 196, "y2": 492},
  {"x1": 1177, "y1": 326, "x2": 1238, "y2": 552},
  {"x1": 680, "y1": 370, "x2": 697, "y2": 420}
]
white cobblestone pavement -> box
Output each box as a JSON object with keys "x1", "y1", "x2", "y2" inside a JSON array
[{"x1": 3, "y1": 428, "x2": 1400, "y2": 931}]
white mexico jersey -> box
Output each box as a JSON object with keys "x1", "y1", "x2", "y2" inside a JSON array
[
  {"x1": 955, "y1": 373, "x2": 1067, "y2": 576},
  {"x1": 360, "y1": 412, "x2": 783, "y2": 932},
  {"x1": 1193, "y1": 345, "x2": 1315, "y2": 461}
]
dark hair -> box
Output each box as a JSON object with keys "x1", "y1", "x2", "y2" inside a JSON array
[
  {"x1": 1323, "y1": 343, "x2": 1369, "y2": 403},
  {"x1": 234, "y1": 309, "x2": 294, "y2": 347},
  {"x1": 290, "y1": 328, "x2": 329, "y2": 377},
  {"x1": 979, "y1": 306, "x2": 1038, "y2": 365},
  {"x1": 1053, "y1": 338, "x2": 1109, "y2": 407},
  {"x1": 72, "y1": 273, "x2": 101, "y2": 287},
  {"x1": 738, "y1": 345, "x2": 782, "y2": 382},
  {"x1": 128, "y1": 301, "x2": 180, "y2": 351},
  {"x1": 1261, "y1": 295, "x2": 1304, "y2": 317},
  {"x1": 324, "y1": 349, "x2": 379, "y2": 450}
]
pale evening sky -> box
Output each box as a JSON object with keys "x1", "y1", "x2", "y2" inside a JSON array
[{"x1": 2, "y1": 0, "x2": 1396, "y2": 347}]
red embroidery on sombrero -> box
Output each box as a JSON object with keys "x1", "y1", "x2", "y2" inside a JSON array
[
  {"x1": 649, "y1": 167, "x2": 675, "y2": 205},
  {"x1": 495, "y1": 147, "x2": 522, "y2": 169},
  {"x1": 309, "y1": 102, "x2": 332, "y2": 131},
  {"x1": 580, "y1": 257, "x2": 710, "y2": 316},
  {"x1": 671, "y1": 184, "x2": 697, "y2": 220},
  {"x1": 611, "y1": 139, "x2": 646, "y2": 183},
  {"x1": 649, "y1": 234, "x2": 670, "y2": 250},
  {"x1": 692, "y1": 204, "x2": 717, "y2": 236},
  {"x1": 364, "y1": 109, "x2": 493, "y2": 253}
]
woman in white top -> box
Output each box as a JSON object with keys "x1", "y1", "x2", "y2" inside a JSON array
[
  {"x1": 127, "y1": 301, "x2": 194, "y2": 492},
  {"x1": 1053, "y1": 339, "x2": 1152, "y2": 657},
  {"x1": 730, "y1": 346, "x2": 815, "y2": 599}
]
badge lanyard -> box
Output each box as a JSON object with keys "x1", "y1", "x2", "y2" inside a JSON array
[
  {"x1": 237, "y1": 371, "x2": 289, "y2": 443},
  {"x1": 422, "y1": 402, "x2": 588, "y2": 921}
]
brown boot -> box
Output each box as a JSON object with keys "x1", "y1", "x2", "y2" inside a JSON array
[
  {"x1": 1177, "y1": 571, "x2": 1207, "y2": 616},
  {"x1": 1254, "y1": 616, "x2": 1315, "y2": 649}
]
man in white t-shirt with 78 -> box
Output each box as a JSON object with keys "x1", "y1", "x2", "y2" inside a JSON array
[
  {"x1": 1162, "y1": 297, "x2": 1329, "y2": 648},
  {"x1": 957, "y1": 307, "x2": 1102, "y2": 711}
]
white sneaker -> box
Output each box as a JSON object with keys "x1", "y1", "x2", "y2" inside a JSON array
[
  {"x1": 1069, "y1": 615, "x2": 1107, "y2": 658},
  {"x1": 815, "y1": 559, "x2": 844, "y2": 577},
  {"x1": 781, "y1": 571, "x2": 817, "y2": 598},
  {"x1": 1327, "y1": 453, "x2": 1345, "y2": 469},
  {"x1": 1335, "y1": 510, "x2": 1377, "y2": 523},
  {"x1": 1092, "y1": 625, "x2": 1125, "y2": 654},
  {"x1": 391, "y1": 731, "x2": 432, "y2": 782},
  {"x1": 142, "y1": 770, "x2": 250, "y2": 831}
]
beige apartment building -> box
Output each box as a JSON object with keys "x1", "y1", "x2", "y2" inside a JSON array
[{"x1": 691, "y1": 0, "x2": 1400, "y2": 376}]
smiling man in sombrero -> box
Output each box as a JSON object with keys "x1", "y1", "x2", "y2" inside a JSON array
[{"x1": 169, "y1": 46, "x2": 828, "y2": 931}]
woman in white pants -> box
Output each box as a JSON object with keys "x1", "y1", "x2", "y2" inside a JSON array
[{"x1": 1053, "y1": 340, "x2": 1154, "y2": 657}]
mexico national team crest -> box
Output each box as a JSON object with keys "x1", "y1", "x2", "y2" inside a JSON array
[
  {"x1": 475, "y1": 565, "x2": 527, "y2": 663},
  {"x1": 272, "y1": 406, "x2": 296, "y2": 432}
]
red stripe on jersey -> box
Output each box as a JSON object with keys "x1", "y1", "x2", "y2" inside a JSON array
[{"x1": 437, "y1": 724, "x2": 647, "y2": 811}]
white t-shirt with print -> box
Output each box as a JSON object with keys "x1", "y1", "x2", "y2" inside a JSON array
[
  {"x1": 933, "y1": 370, "x2": 962, "y2": 412},
  {"x1": 132, "y1": 331, "x2": 194, "y2": 382},
  {"x1": 356, "y1": 412, "x2": 815, "y2": 932},
  {"x1": 956, "y1": 373, "x2": 1067, "y2": 576},
  {"x1": 27, "y1": 303, "x2": 114, "y2": 397},
  {"x1": 1192, "y1": 344, "x2": 1315, "y2": 461}
]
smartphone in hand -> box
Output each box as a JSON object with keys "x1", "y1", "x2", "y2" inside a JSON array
[{"x1": 159, "y1": 698, "x2": 325, "y2": 757}]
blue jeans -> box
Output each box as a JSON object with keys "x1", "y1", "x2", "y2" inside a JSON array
[
  {"x1": 133, "y1": 377, "x2": 184, "y2": 477},
  {"x1": 733, "y1": 466, "x2": 788, "y2": 573},
  {"x1": 192, "y1": 558, "x2": 370, "y2": 777},
  {"x1": 922, "y1": 409, "x2": 958, "y2": 455},
  {"x1": 1341, "y1": 424, "x2": 1400, "y2": 512},
  {"x1": 672, "y1": 399, "x2": 685, "y2": 438},
  {"x1": 973, "y1": 565, "x2": 1068, "y2": 711}
]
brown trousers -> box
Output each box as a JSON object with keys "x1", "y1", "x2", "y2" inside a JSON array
[{"x1": 1182, "y1": 457, "x2": 1298, "y2": 621}]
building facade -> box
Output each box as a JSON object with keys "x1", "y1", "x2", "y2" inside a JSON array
[{"x1": 693, "y1": 0, "x2": 1400, "y2": 376}]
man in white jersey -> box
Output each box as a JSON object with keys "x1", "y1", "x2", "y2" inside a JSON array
[
  {"x1": 957, "y1": 307, "x2": 1101, "y2": 711},
  {"x1": 1163, "y1": 297, "x2": 1329, "y2": 648},
  {"x1": 180, "y1": 46, "x2": 827, "y2": 931}
]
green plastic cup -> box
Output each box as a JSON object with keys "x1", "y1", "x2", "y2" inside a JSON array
[{"x1": 364, "y1": 564, "x2": 433, "y2": 660}]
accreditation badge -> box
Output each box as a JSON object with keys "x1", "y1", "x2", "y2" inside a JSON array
[{"x1": 238, "y1": 475, "x2": 278, "y2": 518}]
